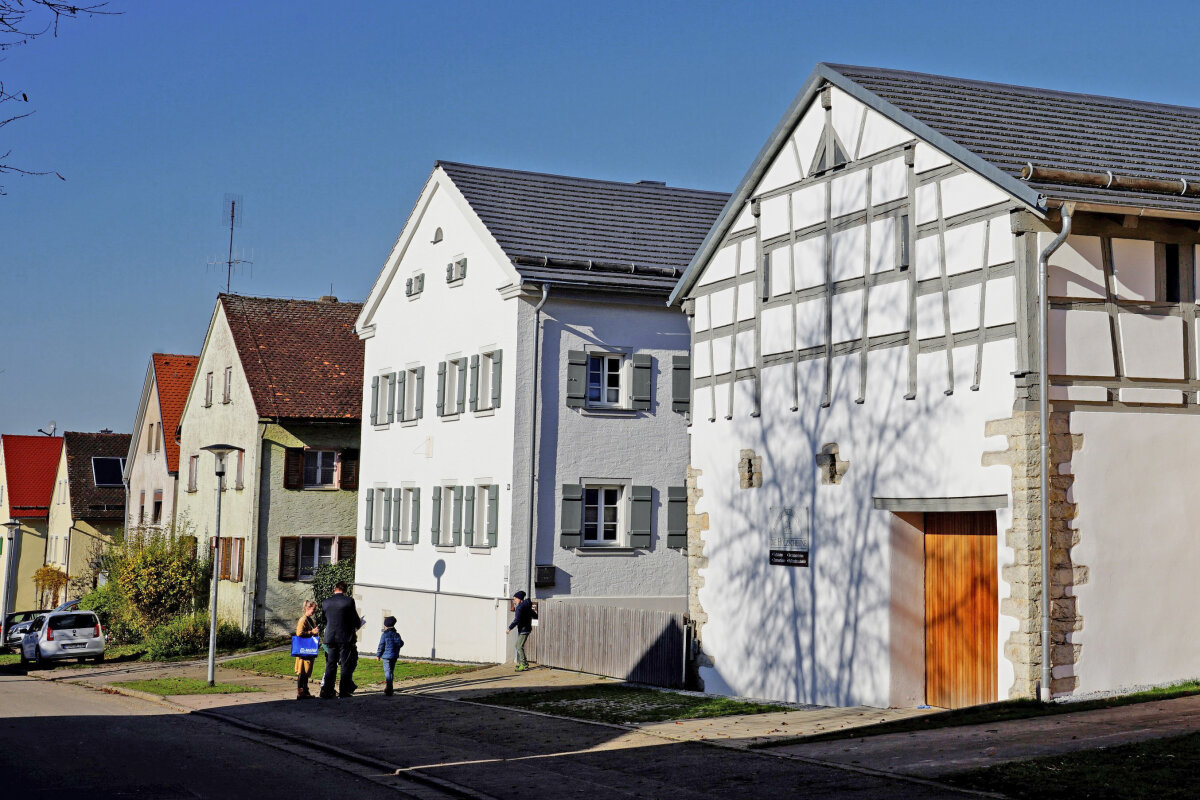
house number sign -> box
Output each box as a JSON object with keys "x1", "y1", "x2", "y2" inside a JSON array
[{"x1": 768, "y1": 506, "x2": 809, "y2": 567}]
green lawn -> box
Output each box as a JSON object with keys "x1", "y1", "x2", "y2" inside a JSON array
[
  {"x1": 113, "y1": 677, "x2": 260, "y2": 696},
  {"x1": 753, "y1": 679, "x2": 1200, "y2": 748},
  {"x1": 475, "y1": 684, "x2": 786, "y2": 725},
  {"x1": 220, "y1": 650, "x2": 481, "y2": 685},
  {"x1": 947, "y1": 731, "x2": 1200, "y2": 799},
  {"x1": 0, "y1": 639, "x2": 287, "y2": 674}
]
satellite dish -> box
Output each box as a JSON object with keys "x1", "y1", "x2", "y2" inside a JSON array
[{"x1": 38, "y1": 420, "x2": 56, "y2": 437}]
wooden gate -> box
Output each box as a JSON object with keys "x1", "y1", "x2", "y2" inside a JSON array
[
  {"x1": 526, "y1": 603, "x2": 687, "y2": 687},
  {"x1": 924, "y1": 511, "x2": 998, "y2": 709}
]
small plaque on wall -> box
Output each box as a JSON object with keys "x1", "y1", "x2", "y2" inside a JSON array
[{"x1": 768, "y1": 505, "x2": 809, "y2": 567}]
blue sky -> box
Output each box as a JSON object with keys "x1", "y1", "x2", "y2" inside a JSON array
[{"x1": 3, "y1": 0, "x2": 1199, "y2": 436}]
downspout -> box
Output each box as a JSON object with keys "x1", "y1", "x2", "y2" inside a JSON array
[
  {"x1": 1037, "y1": 206, "x2": 1072, "y2": 702},
  {"x1": 526, "y1": 283, "x2": 551, "y2": 598},
  {"x1": 244, "y1": 422, "x2": 267, "y2": 636}
]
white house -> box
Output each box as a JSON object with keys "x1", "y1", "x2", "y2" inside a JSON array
[
  {"x1": 354, "y1": 161, "x2": 728, "y2": 665},
  {"x1": 672, "y1": 63, "x2": 1200, "y2": 709},
  {"x1": 124, "y1": 353, "x2": 199, "y2": 533}
]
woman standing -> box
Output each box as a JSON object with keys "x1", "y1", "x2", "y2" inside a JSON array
[{"x1": 294, "y1": 599, "x2": 320, "y2": 700}]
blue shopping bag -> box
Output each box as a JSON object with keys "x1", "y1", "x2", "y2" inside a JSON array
[{"x1": 291, "y1": 635, "x2": 320, "y2": 657}]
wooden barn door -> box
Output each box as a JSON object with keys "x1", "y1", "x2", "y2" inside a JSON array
[{"x1": 924, "y1": 511, "x2": 998, "y2": 709}]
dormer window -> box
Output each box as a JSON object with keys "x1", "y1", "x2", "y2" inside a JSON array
[{"x1": 92, "y1": 456, "x2": 126, "y2": 487}]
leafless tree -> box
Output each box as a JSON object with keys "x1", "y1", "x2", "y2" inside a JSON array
[{"x1": 1, "y1": 1, "x2": 117, "y2": 194}]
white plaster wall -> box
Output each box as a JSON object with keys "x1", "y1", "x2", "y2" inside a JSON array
[
  {"x1": 175, "y1": 302, "x2": 262, "y2": 627},
  {"x1": 1067, "y1": 411, "x2": 1200, "y2": 693},
  {"x1": 535, "y1": 297, "x2": 690, "y2": 602},
  {"x1": 354, "y1": 179, "x2": 519, "y2": 664},
  {"x1": 126, "y1": 363, "x2": 178, "y2": 532}
]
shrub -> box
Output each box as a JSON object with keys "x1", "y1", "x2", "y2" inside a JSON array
[
  {"x1": 33, "y1": 566, "x2": 69, "y2": 608},
  {"x1": 312, "y1": 557, "x2": 355, "y2": 624},
  {"x1": 116, "y1": 529, "x2": 208, "y2": 629},
  {"x1": 145, "y1": 615, "x2": 246, "y2": 661},
  {"x1": 79, "y1": 581, "x2": 142, "y2": 644}
]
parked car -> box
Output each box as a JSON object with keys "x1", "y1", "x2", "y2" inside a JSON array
[
  {"x1": 20, "y1": 612, "x2": 105, "y2": 668},
  {"x1": 52, "y1": 599, "x2": 80, "y2": 613},
  {"x1": 3, "y1": 610, "x2": 48, "y2": 650}
]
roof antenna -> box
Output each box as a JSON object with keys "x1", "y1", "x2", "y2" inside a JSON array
[
  {"x1": 38, "y1": 420, "x2": 56, "y2": 436},
  {"x1": 208, "y1": 194, "x2": 253, "y2": 293}
]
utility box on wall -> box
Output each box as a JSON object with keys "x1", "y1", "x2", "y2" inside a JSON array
[{"x1": 534, "y1": 564, "x2": 556, "y2": 587}]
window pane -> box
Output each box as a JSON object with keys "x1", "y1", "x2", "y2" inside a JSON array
[
  {"x1": 303, "y1": 453, "x2": 318, "y2": 485},
  {"x1": 319, "y1": 454, "x2": 335, "y2": 485},
  {"x1": 318, "y1": 539, "x2": 333, "y2": 565},
  {"x1": 603, "y1": 523, "x2": 617, "y2": 540}
]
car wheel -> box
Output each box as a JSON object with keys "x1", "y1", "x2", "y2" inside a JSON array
[
  {"x1": 92, "y1": 654, "x2": 104, "y2": 664},
  {"x1": 18, "y1": 650, "x2": 28, "y2": 668},
  {"x1": 31, "y1": 647, "x2": 45, "y2": 670}
]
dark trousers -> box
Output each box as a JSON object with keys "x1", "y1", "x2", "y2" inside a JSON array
[{"x1": 321, "y1": 642, "x2": 358, "y2": 697}]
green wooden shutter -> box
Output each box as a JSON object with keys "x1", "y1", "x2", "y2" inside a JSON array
[
  {"x1": 566, "y1": 351, "x2": 587, "y2": 408},
  {"x1": 382, "y1": 488, "x2": 393, "y2": 542},
  {"x1": 560, "y1": 484, "x2": 583, "y2": 548},
  {"x1": 410, "y1": 487, "x2": 421, "y2": 544},
  {"x1": 491, "y1": 350, "x2": 503, "y2": 409},
  {"x1": 671, "y1": 355, "x2": 691, "y2": 414},
  {"x1": 370, "y1": 376, "x2": 379, "y2": 425},
  {"x1": 629, "y1": 485, "x2": 653, "y2": 548},
  {"x1": 456, "y1": 359, "x2": 467, "y2": 413},
  {"x1": 452, "y1": 486, "x2": 464, "y2": 545},
  {"x1": 396, "y1": 370, "x2": 407, "y2": 422},
  {"x1": 469, "y1": 355, "x2": 479, "y2": 412},
  {"x1": 487, "y1": 484, "x2": 499, "y2": 547},
  {"x1": 387, "y1": 372, "x2": 397, "y2": 423},
  {"x1": 631, "y1": 354, "x2": 653, "y2": 410},
  {"x1": 436, "y1": 361, "x2": 447, "y2": 416},
  {"x1": 405, "y1": 277, "x2": 413, "y2": 296},
  {"x1": 667, "y1": 486, "x2": 688, "y2": 548},
  {"x1": 392, "y1": 489, "x2": 403, "y2": 543},
  {"x1": 430, "y1": 486, "x2": 442, "y2": 544},
  {"x1": 364, "y1": 490, "x2": 374, "y2": 541},
  {"x1": 415, "y1": 366, "x2": 425, "y2": 419},
  {"x1": 463, "y1": 486, "x2": 475, "y2": 546}
]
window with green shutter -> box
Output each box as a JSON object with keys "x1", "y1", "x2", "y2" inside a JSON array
[
  {"x1": 628, "y1": 485, "x2": 652, "y2": 548},
  {"x1": 395, "y1": 370, "x2": 407, "y2": 422},
  {"x1": 436, "y1": 361, "x2": 447, "y2": 416},
  {"x1": 566, "y1": 351, "x2": 587, "y2": 408},
  {"x1": 414, "y1": 366, "x2": 425, "y2": 419},
  {"x1": 462, "y1": 486, "x2": 475, "y2": 546},
  {"x1": 410, "y1": 487, "x2": 421, "y2": 544},
  {"x1": 387, "y1": 372, "x2": 397, "y2": 423},
  {"x1": 667, "y1": 486, "x2": 687, "y2": 548},
  {"x1": 382, "y1": 488, "x2": 393, "y2": 542},
  {"x1": 671, "y1": 356, "x2": 691, "y2": 414},
  {"x1": 560, "y1": 484, "x2": 583, "y2": 548},
  {"x1": 391, "y1": 488, "x2": 403, "y2": 543},
  {"x1": 364, "y1": 490, "x2": 374, "y2": 541},
  {"x1": 486, "y1": 484, "x2": 499, "y2": 547},
  {"x1": 468, "y1": 355, "x2": 479, "y2": 412},
  {"x1": 630, "y1": 353, "x2": 653, "y2": 410},
  {"x1": 370, "y1": 375, "x2": 379, "y2": 425},
  {"x1": 455, "y1": 359, "x2": 467, "y2": 413},
  {"x1": 451, "y1": 486, "x2": 464, "y2": 546},
  {"x1": 430, "y1": 485, "x2": 442, "y2": 544}
]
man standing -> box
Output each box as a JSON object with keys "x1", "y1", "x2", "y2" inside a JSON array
[
  {"x1": 506, "y1": 590, "x2": 536, "y2": 671},
  {"x1": 320, "y1": 582, "x2": 361, "y2": 698}
]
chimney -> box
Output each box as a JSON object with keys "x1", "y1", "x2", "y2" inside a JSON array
[
  {"x1": 100, "y1": 428, "x2": 113, "y2": 434},
  {"x1": 318, "y1": 295, "x2": 338, "y2": 303},
  {"x1": 637, "y1": 180, "x2": 666, "y2": 187}
]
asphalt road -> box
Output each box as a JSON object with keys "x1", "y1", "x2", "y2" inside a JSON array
[{"x1": 0, "y1": 671, "x2": 441, "y2": 799}]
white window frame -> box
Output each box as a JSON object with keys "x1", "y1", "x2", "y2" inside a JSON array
[
  {"x1": 303, "y1": 450, "x2": 338, "y2": 489},
  {"x1": 580, "y1": 479, "x2": 630, "y2": 547},
  {"x1": 400, "y1": 365, "x2": 420, "y2": 425},
  {"x1": 188, "y1": 455, "x2": 199, "y2": 492},
  {"x1": 204, "y1": 372, "x2": 213, "y2": 407},
  {"x1": 477, "y1": 350, "x2": 497, "y2": 413},
  {"x1": 405, "y1": 271, "x2": 426, "y2": 299},
  {"x1": 444, "y1": 356, "x2": 464, "y2": 417},
  {"x1": 396, "y1": 486, "x2": 416, "y2": 545},
  {"x1": 586, "y1": 352, "x2": 629, "y2": 409},
  {"x1": 437, "y1": 483, "x2": 458, "y2": 547},
  {"x1": 222, "y1": 366, "x2": 233, "y2": 404},
  {"x1": 298, "y1": 535, "x2": 338, "y2": 581},
  {"x1": 372, "y1": 370, "x2": 393, "y2": 428},
  {"x1": 473, "y1": 481, "x2": 493, "y2": 546},
  {"x1": 234, "y1": 449, "x2": 245, "y2": 490},
  {"x1": 446, "y1": 255, "x2": 467, "y2": 286},
  {"x1": 91, "y1": 456, "x2": 126, "y2": 488}
]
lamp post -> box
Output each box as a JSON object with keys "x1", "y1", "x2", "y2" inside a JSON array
[
  {"x1": 201, "y1": 444, "x2": 241, "y2": 686},
  {"x1": 1, "y1": 521, "x2": 20, "y2": 645}
]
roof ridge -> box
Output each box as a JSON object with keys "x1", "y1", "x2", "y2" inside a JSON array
[
  {"x1": 216, "y1": 292, "x2": 363, "y2": 307},
  {"x1": 436, "y1": 160, "x2": 730, "y2": 197},
  {"x1": 824, "y1": 63, "x2": 1200, "y2": 117}
]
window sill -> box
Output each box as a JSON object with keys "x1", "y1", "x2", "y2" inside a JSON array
[
  {"x1": 400, "y1": 419, "x2": 419, "y2": 428},
  {"x1": 446, "y1": 279, "x2": 465, "y2": 288},
  {"x1": 366, "y1": 541, "x2": 386, "y2": 549},
  {"x1": 406, "y1": 293, "x2": 423, "y2": 301},
  {"x1": 468, "y1": 546, "x2": 492, "y2": 554},
  {"x1": 473, "y1": 408, "x2": 495, "y2": 418},
  {"x1": 572, "y1": 547, "x2": 642, "y2": 555},
  {"x1": 579, "y1": 407, "x2": 641, "y2": 418},
  {"x1": 434, "y1": 545, "x2": 457, "y2": 553},
  {"x1": 373, "y1": 423, "x2": 391, "y2": 431},
  {"x1": 393, "y1": 543, "x2": 415, "y2": 551},
  {"x1": 440, "y1": 413, "x2": 461, "y2": 422},
  {"x1": 302, "y1": 485, "x2": 339, "y2": 491}
]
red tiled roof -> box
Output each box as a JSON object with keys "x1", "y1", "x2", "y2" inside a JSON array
[
  {"x1": 219, "y1": 294, "x2": 364, "y2": 420},
  {"x1": 1, "y1": 434, "x2": 63, "y2": 519},
  {"x1": 63, "y1": 432, "x2": 131, "y2": 521},
  {"x1": 152, "y1": 353, "x2": 199, "y2": 474}
]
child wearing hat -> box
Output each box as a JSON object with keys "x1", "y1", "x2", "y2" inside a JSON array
[{"x1": 376, "y1": 615, "x2": 405, "y2": 696}]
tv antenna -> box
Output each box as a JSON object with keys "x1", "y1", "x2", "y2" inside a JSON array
[
  {"x1": 38, "y1": 420, "x2": 56, "y2": 436},
  {"x1": 211, "y1": 194, "x2": 253, "y2": 293}
]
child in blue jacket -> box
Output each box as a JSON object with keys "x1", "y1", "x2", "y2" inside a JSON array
[{"x1": 376, "y1": 616, "x2": 404, "y2": 696}]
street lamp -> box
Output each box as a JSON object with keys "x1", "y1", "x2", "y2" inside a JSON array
[
  {"x1": 1, "y1": 521, "x2": 20, "y2": 645},
  {"x1": 201, "y1": 444, "x2": 242, "y2": 686}
]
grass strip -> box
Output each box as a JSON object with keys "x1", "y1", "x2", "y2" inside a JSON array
[
  {"x1": 751, "y1": 680, "x2": 1200, "y2": 748},
  {"x1": 946, "y1": 731, "x2": 1200, "y2": 799},
  {"x1": 113, "y1": 677, "x2": 261, "y2": 695},
  {"x1": 475, "y1": 684, "x2": 785, "y2": 725},
  {"x1": 220, "y1": 650, "x2": 480, "y2": 685}
]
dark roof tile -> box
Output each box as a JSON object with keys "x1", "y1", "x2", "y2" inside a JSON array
[{"x1": 63, "y1": 431, "x2": 130, "y2": 521}]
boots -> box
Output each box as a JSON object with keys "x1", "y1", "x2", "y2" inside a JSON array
[
  {"x1": 297, "y1": 687, "x2": 313, "y2": 700},
  {"x1": 384, "y1": 679, "x2": 394, "y2": 696}
]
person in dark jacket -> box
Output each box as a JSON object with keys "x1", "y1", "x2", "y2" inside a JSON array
[
  {"x1": 506, "y1": 591, "x2": 536, "y2": 671},
  {"x1": 376, "y1": 615, "x2": 404, "y2": 696},
  {"x1": 320, "y1": 582, "x2": 362, "y2": 698}
]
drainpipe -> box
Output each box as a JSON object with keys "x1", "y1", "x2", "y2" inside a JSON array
[
  {"x1": 1037, "y1": 206, "x2": 1072, "y2": 702},
  {"x1": 526, "y1": 284, "x2": 551, "y2": 598}
]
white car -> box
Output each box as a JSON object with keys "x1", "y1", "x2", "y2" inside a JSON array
[{"x1": 20, "y1": 611, "x2": 105, "y2": 668}]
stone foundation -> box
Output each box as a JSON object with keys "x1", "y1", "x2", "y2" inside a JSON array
[
  {"x1": 983, "y1": 410, "x2": 1087, "y2": 699},
  {"x1": 685, "y1": 466, "x2": 714, "y2": 675}
]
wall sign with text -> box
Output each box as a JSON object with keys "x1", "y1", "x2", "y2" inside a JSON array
[{"x1": 768, "y1": 505, "x2": 809, "y2": 567}]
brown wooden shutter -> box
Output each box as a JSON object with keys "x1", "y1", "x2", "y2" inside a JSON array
[
  {"x1": 278, "y1": 537, "x2": 300, "y2": 581},
  {"x1": 339, "y1": 450, "x2": 360, "y2": 491},
  {"x1": 283, "y1": 448, "x2": 303, "y2": 490},
  {"x1": 232, "y1": 538, "x2": 244, "y2": 582},
  {"x1": 337, "y1": 536, "x2": 356, "y2": 562},
  {"x1": 219, "y1": 538, "x2": 232, "y2": 580}
]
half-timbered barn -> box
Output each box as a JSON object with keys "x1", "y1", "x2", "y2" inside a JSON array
[{"x1": 671, "y1": 63, "x2": 1200, "y2": 708}]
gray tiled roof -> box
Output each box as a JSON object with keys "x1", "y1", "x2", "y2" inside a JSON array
[
  {"x1": 829, "y1": 64, "x2": 1200, "y2": 214},
  {"x1": 438, "y1": 161, "x2": 730, "y2": 294}
]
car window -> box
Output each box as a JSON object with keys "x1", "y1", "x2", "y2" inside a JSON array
[
  {"x1": 29, "y1": 617, "x2": 45, "y2": 631},
  {"x1": 48, "y1": 613, "x2": 97, "y2": 630}
]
